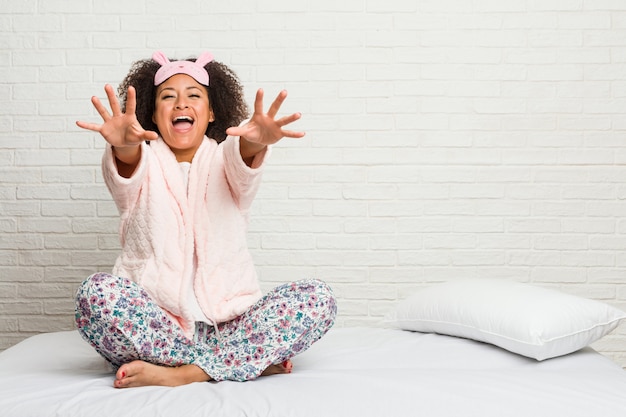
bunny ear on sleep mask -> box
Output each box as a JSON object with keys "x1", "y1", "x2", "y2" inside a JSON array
[{"x1": 152, "y1": 51, "x2": 214, "y2": 86}]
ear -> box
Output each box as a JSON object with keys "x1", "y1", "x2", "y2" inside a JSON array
[
  {"x1": 207, "y1": 93, "x2": 215, "y2": 122},
  {"x1": 195, "y1": 51, "x2": 214, "y2": 67},
  {"x1": 152, "y1": 51, "x2": 170, "y2": 66}
]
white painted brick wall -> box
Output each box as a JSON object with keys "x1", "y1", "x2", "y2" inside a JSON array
[{"x1": 1, "y1": 0, "x2": 626, "y2": 367}]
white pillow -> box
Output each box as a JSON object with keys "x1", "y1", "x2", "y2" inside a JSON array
[{"x1": 383, "y1": 279, "x2": 626, "y2": 360}]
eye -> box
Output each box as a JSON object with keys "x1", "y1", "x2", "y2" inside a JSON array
[
  {"x1": 189, "y1": 94, "x2": 200, "y2": 99},
  {"x1": 160, "y1": 94, "x2": 175, "y2": 100}
]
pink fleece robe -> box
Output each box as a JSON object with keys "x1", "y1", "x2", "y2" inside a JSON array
[{"x1": 102, "y1": 135, "x2": 269, "y2": 338}]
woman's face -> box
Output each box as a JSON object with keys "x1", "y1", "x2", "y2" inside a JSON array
[{"x1": 153, "y1": 74, "x2": 214, "y2": 162}]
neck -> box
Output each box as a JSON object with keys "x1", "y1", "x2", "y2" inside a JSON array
[
  {"x1": 170, "y1": 142, "x2": 202, "y2": 163},
  {"x1": 174, "y1": 150, "x2": 195, "y2": 163}
]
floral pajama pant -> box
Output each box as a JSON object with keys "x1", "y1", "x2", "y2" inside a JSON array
[{"x1": 74, "y1": 272, "x2": 337, "y2": 382}]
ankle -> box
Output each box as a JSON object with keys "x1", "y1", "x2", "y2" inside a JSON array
[{"x1": 179, "y1": 364, "x2": 211, "y2": 384}]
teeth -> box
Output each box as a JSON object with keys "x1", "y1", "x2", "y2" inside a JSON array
[{"x1": 174, "y1": 116, "x2": 193, "y2": 122}]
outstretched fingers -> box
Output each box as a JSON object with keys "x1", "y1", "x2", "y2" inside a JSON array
[
  {"x1": 76, "y1": 84, "x2": 118, "y2": 132},
  {"x1": 104, "y1": 84, "x2": 123, "y2": 116},
  {"x1": 253, "y1": 89, "x2": 289, "y2": 119},
  {"x1": 227, "y1": 88, "x2": 305, "y2": 146},
  {"x1": 253, "y1": 88, "x2": 265, "y2": 115},
  {"x1": 276, "y1": 112, "x2": 305, "y2": 138},
  {"x1": 266, "y1": 89, "x2": 288, "y2": 119},
  {"x1": 75, "y1": 119, "x2": 102, "y2": 132},
  {"x1": 89, "y1": 96, "x2": 110, "y2": 123},
  {"x1": 124, "y1": 86, "x2": 137, "y2": 116},
  {"x1": 259, "y1": 89, "x2": 305, "y2": 137},
  {"x1": 279, "y1": 128, "x2": 306, "y2": 139},
  {"x1": 77, "y1": 83, "x2": 158, "y2": 146}
]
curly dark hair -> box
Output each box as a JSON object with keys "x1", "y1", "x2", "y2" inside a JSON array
[{"x1": 117, "y1": 56, "x2": 249, "y2": 143}]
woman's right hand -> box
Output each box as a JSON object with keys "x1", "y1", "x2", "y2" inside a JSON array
[{"x1": 76, "y1": 84, "x2": 158, "y2": 159}]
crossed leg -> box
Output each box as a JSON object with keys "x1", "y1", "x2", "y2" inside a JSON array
[{"x1": 75, "y1": 273, "x2": 335, "y2": 388}]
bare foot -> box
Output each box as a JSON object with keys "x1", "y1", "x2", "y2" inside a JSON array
[
  {"x1": 114, "y1": 361, "x2": 211, "y2": 388},
  {"x1": 114, "y1": 359, "x2": 294, "y2": 388},
  {"x1": 261, "y1": 359, "x2": 293, "y2": 376}
]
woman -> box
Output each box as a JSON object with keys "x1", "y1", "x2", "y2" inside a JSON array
[{"x1": 74, "y1": 51, "x2": 337, "y2": 388}]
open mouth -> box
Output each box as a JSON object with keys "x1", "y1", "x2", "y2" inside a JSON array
[{"x1": 172, "y1": 116, "x2": 194, "y2": 131}]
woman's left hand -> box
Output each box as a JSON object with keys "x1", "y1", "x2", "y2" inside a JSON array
[{"x1": 227, "y1": 89, "x2": 305, "y2": 157}]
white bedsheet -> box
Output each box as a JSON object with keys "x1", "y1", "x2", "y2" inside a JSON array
[{"x1": 0, "y1": 327, "x2": 625, "y2": 417}]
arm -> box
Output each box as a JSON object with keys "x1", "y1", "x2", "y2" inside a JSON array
[
  {"x1": 226, "y1": 89, "x2": 305, "y2": 167},
  {"x1": 76, "y1": 84, "x2": 158, "y2": 178}
]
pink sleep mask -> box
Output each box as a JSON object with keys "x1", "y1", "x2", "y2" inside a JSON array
[{"x1": 152, "y1": 51, "x2": 214, "y2": 86}]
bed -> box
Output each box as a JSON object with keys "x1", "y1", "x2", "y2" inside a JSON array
[
  {"x1": 1, "y1": 279, "x2": 625, "y2": 417},
  {"x1": 1, "y1": 327, "x2": 626, "y2": 417}
]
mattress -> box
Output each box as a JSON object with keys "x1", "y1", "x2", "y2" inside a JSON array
[{"x1": 1, "y1": 327, "x2": 625, "y2": 417}]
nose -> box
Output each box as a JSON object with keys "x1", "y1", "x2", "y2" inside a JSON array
[{"x1": 174, "y1": 97, "x2": 189, "y2": 110}]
